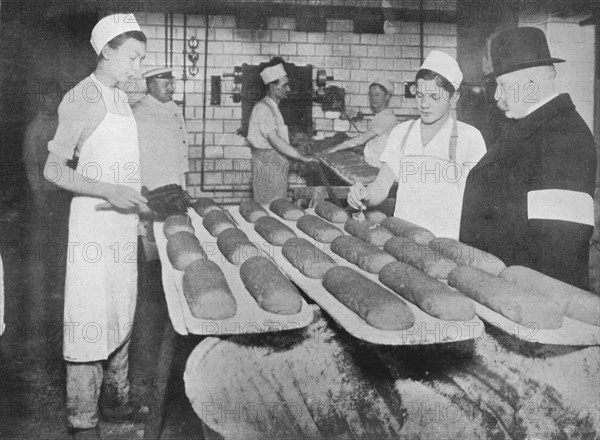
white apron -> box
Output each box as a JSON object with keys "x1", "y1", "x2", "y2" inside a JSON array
[
  {"x1": 395, "y1": 119, "x2": 461, "y2": 239},
  {"x1": 251, "y1": 98, "x2": 290, "y2": 204},
  {"x1": 63, "y1": 99, "x2": 140, "y2": 362}
]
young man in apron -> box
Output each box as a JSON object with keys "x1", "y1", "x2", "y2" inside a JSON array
[
  {"x1": 44, "y1": 14, "x2": 148, "y2": 439},
  {"x1": 246, "y1": 63, "x2": 317, "y2": 204},
  {"x1": 348, "y1": 51, "x2": 487, "y2": 239}
]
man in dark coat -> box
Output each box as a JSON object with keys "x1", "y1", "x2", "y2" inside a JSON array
[{"x1": 460, "y1": 27, "x2": 597, "y2": 290}]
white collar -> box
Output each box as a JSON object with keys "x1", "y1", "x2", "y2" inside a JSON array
[{"x1": 525, "y1": 93, "x2": 559, "y2": 117}]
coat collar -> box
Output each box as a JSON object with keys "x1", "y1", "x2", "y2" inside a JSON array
[{"x1": 499, "y1": 93, "x2": 574, "y2": 142}]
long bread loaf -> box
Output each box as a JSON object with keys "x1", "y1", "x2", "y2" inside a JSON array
[
  {"x1": 500, "y1": 266, "x2": 599, "y2": 326},
  {"x1": 323, "y1": 266, "x2": 415, "y2": 330},
  {"x1": 448, "y1": 266, "x2": 564, "y2": 329},
  {"x1": 166, "y1": 231, "x2": 206, "y2": 271},
  {"x1": 331, "y1": 235, "x2": 395, "y2": 273},
  {"x1": 314, "y1": 201, "x2": 350, "y2": 223},
  {"x1": 380, "y1": 217, "x2": 436, "y2": 245},
  {"x1": 216, "y1": 228, "x2": 262, "y2": 265},
  {"x1": 379, "y1": 262, "x2": 475, "y2": 321},
  {"x1": 240, "y1": 256, "x2": 302, "y2": 315},
  {"x1": 297, "y1": 215, "x2": 343, "y2": 243},
  {"x1": 384, "y1": 236, "x2": 457, "y2": 279},
  {"x1": 344, "y1": 219, "x2": 393, "y2": 247},
  {"x1": 282, "y1": 237, "x2": 337, "y2": 278},
  {"x1": 192, "y1": 197, "x2": 221, "y2": 217},
  {"x1": 163, "y1": 214, "x2": 195, "y2": 239},
  {"x1": 254, "y1": 216, "x2": 296, "y2": 246},
  {"x1": 429, "y1": 237, "x2": 506, "y2": 276},
  {"x1": 269, "y1": 198, "x2": 305, "y2": 221},
  {"x1": 182, "y1": 259, "x2": 237, "y2": 319},
  {"x1": 202, "y1": 210, "x2": 236, "y2": 237},
  {"x1": 239, "y1": 199, "x2": 268, "y2": 223}
]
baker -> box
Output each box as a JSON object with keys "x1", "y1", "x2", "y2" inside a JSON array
[
  {"x1": 133, "y1": 67, "x2": 189, "y2": 260},
  {"x1": 246, "y1": 62, "x2": 317, "y2": 204},
  {"x1": 321, "y1": 78, "x2": 398, "y2": 168},
  {"x1": 348, "y1": 50, "x2": 487, "y2": 239},
  {"x1": 460, "y1": 27, "x2": 597, "y2": 290},
  {"x1": 44, "y1": 13, "x2": 148, "y2": 439},
  {"x1": 133, "y1": 67, "x2": 188, "y2": 190}
]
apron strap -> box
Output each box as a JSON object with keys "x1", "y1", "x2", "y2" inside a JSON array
[
  {"x1": 265, "y1": 97, "x2": 288, "y2": 141},
  {"x1": 448, "y1": 117, "x2": 458, "y2": 163},
  {"x1": 398, "y1": 119, "x2": 418, "y2": 156}
]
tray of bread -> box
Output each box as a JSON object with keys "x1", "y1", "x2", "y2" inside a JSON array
[
  {"x1": 228, "y1": 198, "x2": 485, "y2": 345},
  {"x1": 447, "y1": 264, "x2": 600, "y2": 346},
  {"x1": 418, "y1": 235, "x2": 600, "y2": 346},
  {"x1": 319, "y1": 150, "x2": 379, "y2": 185},
  {"x1": 154, "y1": 203, "x2": 314, "y2": 336}
]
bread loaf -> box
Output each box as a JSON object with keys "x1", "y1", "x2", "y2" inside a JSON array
[
  {"x1": 254, "y1": 216, "x2": 296, "y2": 246},
  {"x1": 314, "y1": 201, "x2": 350, "y2": 223},
  {"x1": 239, "y1": 199, "x2": 268, "y2": 223},
  {"x1": 282, "y1": 237, "x2": 337, "y2": 278},
  {"x1": 216, "y1": 228, "x2": 262, "y2": 265},
  {"x1": 182, "y1": 259, "x2": 237, "y2": 319},
  {"x1": 297, "y1": 215, "x2": 343, "y2": 243},
  {"x1": 163, "y1": 214, "x2": 194, "y2": 239},
  {"x1": 344, "y1": 219, "x2": 394, "y2": 247},
  {"x1": 365, "y1": 210, "x2": 387, "y2": 224},
  {"x1": 448, "y1": 266, "x2": 564, "y2": 329},
  {"x1": 323, "y1": 266, "x2": 415, "y2": 330},
  {"x1": 331, "y1": 235, "x2": 395, "y2": 273},
  {"x1": 240, "y1": 256, "x2": 302, "y2": 315},
  {"x1": 192, "y1": 198, "x2": 221, "y2": 217},
  {"x1": 429, "y1": 238, "x2": 506, "y2": 276},
  {"x1": 202, "y1": 210, "x2": 236, "y2": 237},
  {"x1": 380, "y1": 217, "x2": 435, "y2": 245},
  {"x1": 384, "y1": 236, "x2": 457, "y2": 279},
  {"x1": 269, "y1": 198, "x2": 305, "y2": 221},
  {"x1": 379, "y1": 262, "x2": 475, "y2": 321},
  {"x1": 166, "y1": 231, "x2": 206, "y2": 271},
  {"x1": 500, "y1": 266, "x2": 599, "y2": 326}
]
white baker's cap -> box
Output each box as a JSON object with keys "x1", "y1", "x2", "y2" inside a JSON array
[
  {"x1": 370, "y1": 78, "x2": 394, "y2": 95},
  {"x1": 420, "y1": 50, "x2": 463, "y2": 89},
  {"x1": 260, "y1": 64, "x2": 287, "y2": 84},
  {"x1": 91, "y1": 14, "x2": 141, "y2": 55}
]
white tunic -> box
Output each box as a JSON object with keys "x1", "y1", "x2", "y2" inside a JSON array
[
  {"x1": 379, "y1": 117, "x2": 486, "y2": 239},
  {"x1": 132, "y1": 95, "x2": 189, "y2": 190}
]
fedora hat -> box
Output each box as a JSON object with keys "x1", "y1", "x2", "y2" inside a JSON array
[{"x1": 491, "y1": 27, "x2": 564, "y2": 77}]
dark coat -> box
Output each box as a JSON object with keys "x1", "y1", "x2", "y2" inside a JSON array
[{"x1": 460, "y1": 94, "x2": 597, "y2": 289}]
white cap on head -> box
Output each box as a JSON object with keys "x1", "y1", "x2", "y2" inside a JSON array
[
  {"x1": 260, "y1": 64, "x2": 287, "y2": 84},
  {"x1": 370, "y1": 78, "x2": 394, "y2": 95},
  {"x1": 420, "y1": 50, "x2": 463, "y2": 89},
  {"x1": 91, "y1": 13, "x2": 141, "y2": 55}
]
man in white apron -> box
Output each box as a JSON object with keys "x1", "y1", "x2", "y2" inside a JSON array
[
  {"x1": 348, "y1": 51, "x2": 486, "y2": 239},
  {"x1": 44, "y1": 14, "x2": 148, "y2": 439},
  {"x1": 246, "y1": 63, "x2": 317, "y2": 204}
]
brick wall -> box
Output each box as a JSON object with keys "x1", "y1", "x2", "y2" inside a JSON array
[{"x1": 135, "y1": 12, "x2": 457, "y2": 204}]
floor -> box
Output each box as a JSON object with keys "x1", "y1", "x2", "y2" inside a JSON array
[{"x1": 0, "y1": 198, "x2": 212, "y2": 440}]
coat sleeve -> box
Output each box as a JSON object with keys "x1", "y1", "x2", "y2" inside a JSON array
[{"x1": 528, "y1": 117, "x2": 596, "y2": 289}]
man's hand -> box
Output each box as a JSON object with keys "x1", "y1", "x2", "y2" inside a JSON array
[
  {"x1": 348, "y1": 183, "x2": 369, "y2": 210},
  {"x1": 106, "y1": 184, "x2": 148, "y2": 210}
]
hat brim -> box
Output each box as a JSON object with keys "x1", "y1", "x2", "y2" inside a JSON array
[{"x1": 493, "y1": 58, "x2": 565, "y2": 78}]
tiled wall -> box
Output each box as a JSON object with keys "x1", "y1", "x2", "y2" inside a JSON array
[
  {"x1": 135, "y1": 12, "x2": 457, "y2": 203},
  {"x1": 521, "y1": 16, "x2": 596, "y2": 131}
]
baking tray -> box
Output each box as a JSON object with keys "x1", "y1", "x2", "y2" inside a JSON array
[
  {"x1": 231, "y1": 207, "x2": 485, "y2": 345},
  {"x1": 154, "y1": 209, "x2": 315, "y2": 336},
  {"x1": 468, "y1": 301, "x2": 600, "y2": 346},
  {"x1": 319, "y1": 151, "x2": 379, "y2": 185}
]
